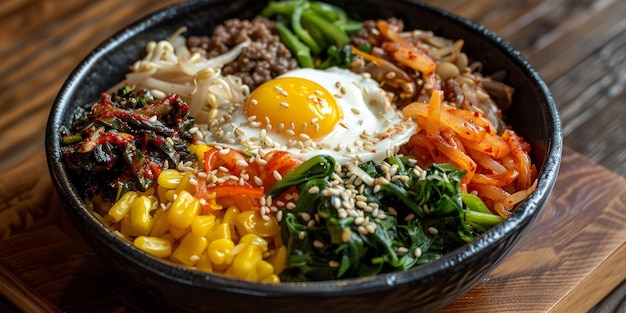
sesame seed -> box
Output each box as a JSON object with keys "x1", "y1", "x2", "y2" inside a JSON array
[
  {"x1": 300, "y1": 212, "x2": 311, "y2": 222},
  {"x1": 357, "y1": 225, "x2": 368, "y2": 235},
  {"x1": 273, "y1": 170, "x2": 283, "y2": 181},
  {"x1": 397, "y1": 247, "x2": 409, "y2": 255},
  {"x1": 280, "y1": 101, "x2": 289, "y2": 108},
  {"x1": 428, "y1": 227, "x2": 439, "y2": 235},
  {"x1": 308, "y1": 186, "x2": 320, "y2": 194},
  {"x1": 387, "y1": 207, "x2": 397, "y2": 216},
  {"x1": 250, "y1": 99, "x2": 258, "y2": 106},
  {"x1": 307, "y1": 220, "x2": 316, "y2": 227},
  {"x1": 338, "y1": 209, "x2": 348, "y2": 219},
  {"x1": 328, "y1": 260, "x2": 340, "y2": 268},
  {"x1": 423, "y1": 204, "x2": 430, "y2": 214},
  {"x1": 286, "y1": 202, "x2": 296, "y2": 210},
  {"x1": 313, "y1": 240, "x2": 324, "y2": 249},
  {"x1": 404, "y1": 213, "x2": 415, "y2": 221},
  {"x1": 298, "y1": 232, "x2": 305, "y2": 240},
  {"x1": 372, "y1": 208, "x2": 379, "y2": 217},
  {"x1": 373, "y1": 184, "x2": 381, "y2": 193},
  {"x1": 365, "y1": 224, "x2": 377, "y2": 234},
  {"x1": 414, "y1": 247, "x2": 423, "y2": 258},
  {"x1": 253, "y1": 176, "x2": 263, "y2": 186},
  {"x1": 276, "y1": 210, "x2": 284, "y2": 222}
]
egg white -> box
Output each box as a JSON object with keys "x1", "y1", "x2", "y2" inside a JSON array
[{"x1": 203, "y1": 67, "x2": 417, "y2": 165}]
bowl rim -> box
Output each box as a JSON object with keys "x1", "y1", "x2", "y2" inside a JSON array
[{"x1": 45, "y1": 0, "x2": 562, "y2": 297}]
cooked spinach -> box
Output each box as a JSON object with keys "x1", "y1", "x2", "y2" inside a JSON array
[{"x1": 273, "y1": 155, "x2": 503, "y2": 281}]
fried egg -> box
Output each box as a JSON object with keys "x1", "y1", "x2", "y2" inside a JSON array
[{"x1": 204, "y1": 67, "x2": 416, "y2": 165}]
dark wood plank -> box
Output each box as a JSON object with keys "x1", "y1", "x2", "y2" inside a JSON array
[
  {"x1": 442, "y1": 147, "x2": 626, "y2": 312},
  {"x1": 1, "y1": 0, "x2": 625, "y2": 311},
  {"x1": 1, "y1": 146, "x2": 624, "y2": 313},
  {"x1": 0, "y1": 0, "x2": 184, "y2": 173}
]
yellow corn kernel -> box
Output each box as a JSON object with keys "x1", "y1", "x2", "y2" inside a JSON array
[
  {"x1": 147, "y1": 195, "x2": 159, "y2": 211},
  {"x1": 150, "y1": 209, "x2": 170, "y2": 237},
  {"x1": 207, "y1": 238, "x2": 235, "y2": 266},
  {"x1": 205, "y1": 223, "x2": 231, "y2": 242},
  {"x1": 254, "y1": 260, "x2": 275, "y2": 281},
  {"x1": 266, "y1": 245, "x2": 287, "y2": 275},
  {"x1": 222, "y1": 206, "x2": 241, "y2": 241},
  {"x1": 191, "y1": 215, "x2": 217, "y2": 237},
  {"x1": 168, "y1": 225, "x2": 190, "y2": 239},
  {"x1": 158, "y1": 169, "x2": 183, "y2": 189},
  {"x1": 157, "y1": 185, "x2": 169, "y2": 203},
  {"x1": 133, "y1": 236, "x2": 172, "y2": 258},
  {"x1": 107, "y1": 191, "x2": 138, "y2": 222},
  {"x1": 235, "y1": 210, "x2": 280, "y2": 237},
  {"x1": 238, "y1": 233, "x2": 268, "y2": 252},
  {"x1": 167, "y1": 190, "x2": 201, "y2": 229},
  {"x1": 261, "y1": 274, "x2": 280, "y2": 284},
  {"x1": 164, "y1": 189, "x2": 177, "y2": 202},
  {"x1": 171, "y1": 233, "x2": 208, "y2": 266},
  {"x1": 196, "y1": 252, "x2": 213, "y2": 273},
  {"x1": 194, "y1": 144, "x2": 212, "y2": 163},
  {"x1": 175, "y1": 171, "x2": 195, "y2": 195},
  {"x1": 225, "y1": 244, "x2": 263, "y2": 280},
  {"x1": 120, "y1": 209, "x2": 142, "y2": 238},
  {"x1": 130, "y1": 196, "x2": 153, "y2": 235}
]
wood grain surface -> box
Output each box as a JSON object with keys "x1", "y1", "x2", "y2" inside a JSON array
[
  {"x1": 0, "y1": 147, "x2": 624, "y2": 313},
  {"x1": 1, "y1": 0, "x2": 625, "y2": 312}
]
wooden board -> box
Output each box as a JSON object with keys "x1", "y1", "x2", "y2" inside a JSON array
[
  {"x1": 0, "y1": 147, "x2": 625, "y2": 312},
  {"x1": 1, "y1": 0, "x2": 625, "y2": 311}
]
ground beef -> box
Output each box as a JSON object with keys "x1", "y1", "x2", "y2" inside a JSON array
[
  {"x1": 188, "y1": 17, "x2": 299, "y2": 90},
  {"x1": 350, "y1": 18, "x2": 404, "y2": 48}
]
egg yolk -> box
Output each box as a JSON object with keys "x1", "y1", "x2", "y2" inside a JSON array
[{"x1": 244, "y1": 77, "x2": 342, "y2": 140}]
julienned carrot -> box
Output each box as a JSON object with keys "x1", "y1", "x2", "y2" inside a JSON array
[
  {"x1": 402, "y1": 90, "x2": 537, "y2": 216},
  {"x1": 377, "y1": 20, "x2": 436, "y2": 75},
  {"x1": 425, "y1": 90, "x2": 443, "y2": 139}
]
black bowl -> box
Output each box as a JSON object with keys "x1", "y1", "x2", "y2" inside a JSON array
[{"x1": 45, "y1": 0, "x2": 562, "y2": 312}]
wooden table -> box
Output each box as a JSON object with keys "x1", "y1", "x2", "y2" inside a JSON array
[{"x1": 1, "y1": 0, "x2": 624, "y2": 312}]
